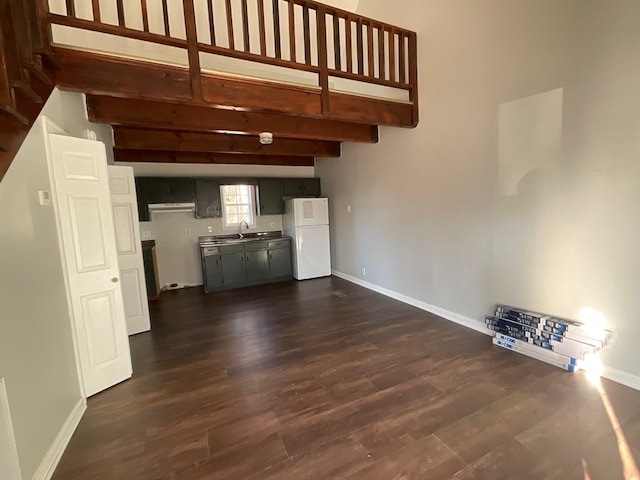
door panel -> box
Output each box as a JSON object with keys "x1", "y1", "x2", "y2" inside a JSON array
[
  {"x1": 221, "y1": 253, "x2": 246, "y2": 285},
  {"x1": 246, "y1": 250, "x2": 269, "y2": 282},
  {"x1": 109, "y1": 166, "x2": 152, "y2": 336},
  {"x1": 48, "y1": 133, "x2": 132, "y2": 397},
  {"x1": 269, "y1": 247, "x2": 292, "y2": 278}
]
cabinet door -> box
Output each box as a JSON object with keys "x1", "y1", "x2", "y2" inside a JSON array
[
  {"x1": 135, "y1": 178, "x2": 150, "y2": 221},
  {"x1": 167, "y1": 178, "x2": 195, "y2": 202},
  {"x1": 269, "y1": 246, "x2": 292, "y2": 278},
  {"x1": 283, "y1": 178, "x2": 304, "y2": 196},
  {"x1": 195, "y1": 179, "x2": 222, "y2": 218},
  {"x1": 246, "y1": 250, "x2": 270, "y2": 282},
  {"x1": 203, "y1": 254, "x2": 223, "y2": 290},
  {"x1": 257, "y1": 179, "x2": 284, "y2": 215},
  {"x1": 221, "y1": 252, "x2": 247, "y2": 285},
  {"x1": 145, "y1": 178, "x2": 194, "y2": 204},
  {"x1": 301, "y1": 178, "x2": 321, "y2": 196}
]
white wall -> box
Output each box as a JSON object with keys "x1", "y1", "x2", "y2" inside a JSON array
[
  {"x1": 317, "y1": 0, "x2": 640, "y2": 383},
  {"x1": 0, "y1": 89, "x2": 108, "y2": 479}
]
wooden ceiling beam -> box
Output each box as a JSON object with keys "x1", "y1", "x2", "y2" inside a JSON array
[
  {"x1": 113, "y1": 149, "x2": 315, "y2": 167},
  {"x1": 86, "y1": 95, "x2": 379, "y2": 143},
  {"x1": 112, "y1": 126, "x2": 341, "y2": 157}
]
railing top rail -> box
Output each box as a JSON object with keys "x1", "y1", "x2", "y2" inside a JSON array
[{"x1": 291, "y1": 0, "x2": 416, "y2": 36}]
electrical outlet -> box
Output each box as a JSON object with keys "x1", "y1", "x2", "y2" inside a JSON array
[
  {"x1": 362, "y1": 267, "x2": 366, "y2": 276},
  {"x1": 270, "y1": 222, "x2": 276, "y2": 228},
  {"x1": 207, "y1": 226, "x2": 213, "y2": 233},
  {"x1": 185, "y1": 227, "x2": 191, "y2": 235},
  {"x1": 347, "y1": 204, "x2": 351, "y2": 213},
  {"x1": 142, "y1": 230, "x2": 152, "y2": 238}
]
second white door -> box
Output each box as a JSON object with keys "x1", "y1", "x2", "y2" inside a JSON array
[{"x1": 109, "y1": 165, "x2": 151, "y2": 335}]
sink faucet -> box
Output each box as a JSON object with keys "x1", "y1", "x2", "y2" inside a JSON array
[{"x1": 238, "y1": 220, "x2": 249, "y2": 238}]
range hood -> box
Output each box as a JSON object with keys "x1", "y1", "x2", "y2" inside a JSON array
[{"x1": 148, "y1": 202, "x2": 196, "y2": 213}]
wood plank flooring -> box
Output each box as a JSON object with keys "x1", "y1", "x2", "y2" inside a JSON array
[{"x1": 53, "y1": 277, "x2": 640, "y2": 479}]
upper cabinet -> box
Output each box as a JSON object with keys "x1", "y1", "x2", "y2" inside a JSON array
[
  {"x1": 256, "y1": 179, "x2": 284, "y2": 216},
  {"x1": 195, "y1": 179, "x2": 222, "y2": 218},
  {"x1": 135, "y1": 177, "x2": 196, "y2": 221},
  {"x1": 283, "y1": 178, "x2": 321, "y2": 197},
  {"x1": 144, "y1": 177, "x2": 194, "y2": 204},
  {"x1": 135, "y1": 176, "x2": 321, "y2": 221}
]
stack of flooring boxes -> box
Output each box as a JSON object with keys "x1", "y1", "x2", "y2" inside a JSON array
[{"x1": 486, "y1": 305, "x2": 609, "y2": 372}]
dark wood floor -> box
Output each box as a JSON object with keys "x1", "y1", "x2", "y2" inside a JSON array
[{"x1": 53, "y1": 277, "x2": 640, "y2": 479}]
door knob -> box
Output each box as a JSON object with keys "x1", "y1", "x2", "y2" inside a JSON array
[{"x1": 111, "y1": 277, "x2": 119, "y2": 283}]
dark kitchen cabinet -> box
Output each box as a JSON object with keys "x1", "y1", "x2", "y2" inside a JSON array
[
  {"x1": 136, "y1": 180, "x2": 150, "y2": 222},
  {"x1": 135, "y1": 177, "x2": 195, "y2": 221},
  {"x1": 195, "y1": 179, "x2": 222, "y2": 218},
  {"x1": 200, "y1": 237, "x2": 292, "y2": 292},
  {"x1": 283, "y1": 178, "x2": 321, "y2": 197},
  {"x1": 256, "y1": 179, "x2": 284, "y2": 215},
  {"x1": 246, "y1": 250, "x2": 270, "y2": 282},
  {"x1": 144, "y1": 177, "x2": 194, "y2": 203},
  {"x1": 203, "y1": 254, "x2": 223, "y2": 289},
  {"x1": 220, "y1": 251, "x2": 247, "y2": 286},
  {"x1": 268, "y1": 242, "x2": 292, "y2": 278}
]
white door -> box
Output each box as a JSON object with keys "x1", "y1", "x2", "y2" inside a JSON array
[
  {"x1": 109, "y1": 166, "x2": 151, "y2": 335},
  {"x1": 294, "y1": 225, "x2": 331, "y2": 280},
  {"x1": 46, "y1": 131, "x2": 132, "y2": 397}
]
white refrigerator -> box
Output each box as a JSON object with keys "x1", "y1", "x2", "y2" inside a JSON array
[{"x1": 283, "y1": 198, "x2": 331, "y2": 280}]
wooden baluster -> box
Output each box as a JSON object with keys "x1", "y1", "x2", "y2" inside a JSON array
[
  {"x1": 388, "y1": 28, "x2": 395, "y2": 82},
  {"x1": 356, "y1": 19, "x2": 363, "y2": 75},
  {"x1": 333, "y1": 14, "x2": 340, "y2": 70},
  {"x1": 345, "y1": 17, "x2": 352, "y2": 74},
  {"x1": 140, "y1": 0, "x2": 149, "y2": 31},
  {"x1": 161, "y1": 0, "x2": 170, "y2": 36},
  {"x1": 116, "y1": 0, "x2": 125, "y2": 27},
  {"x1": 225, "y1": 0, "x2": 234, "y2": 49},
  {"x1": 272, "y1": 0, "x2": 281, "y2": 59},
  {"x1": 367, "y1": 22, "x2": 374, "y2": 77},
  {"x1": 287, "y1": 1, "x2": 296, "y2": 62},
  {"x1": 257, "y1": 0, "x2": 266, "y2": 55},
  {"x1": 183, "y1": 0, "x2": 203, "y2": 99},
  {"x1": 91, "y1": 0, "x2": 101, "y2": 22},
  {"x1": 302, "y1": 4, "x2": 311, "y2": 65},
  {"x1": 65, "y1": 0, "x2": 75, "y2": 17},
  {"x1": 408, "y1": 32, "x2": 418, "y2": 121},
  {"x1": 398, "y1": 32, "x2": 406, "y2": 83},
  {"x1": 207, "y1": 0, "x2": 216, "y2": 45},
  {"x1": 378, "y1": 24, "x2": 385, "y2": 80},
  {"x1": 316, "y1": 7, "x2": 329, "y2": 114},
  {"x1": 241, "y1": 0, "x2": 250, "y2": 52}
]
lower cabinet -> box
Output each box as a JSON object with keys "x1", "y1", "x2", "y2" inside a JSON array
[{"x1": 201, "y1": 238, "x2": 293, "y2": 292}]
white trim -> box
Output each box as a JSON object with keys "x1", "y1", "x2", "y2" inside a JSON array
[
  {"x1": 602, "y1": 365, "x2": 640, "y2": 392},
  {"x1": 31, "y1": 399, "x2": 86, "y2": 480},
  {"x1": 0, "y1": 379, "x2": 22, "y2": 480},
  {"x1": 332, "y1": 270, "x2": 640, "y2": 392},
  {"x1": 331, "y1": 270, "x2": 490, "y2": 336},
  {"x1": 42, "y1": 117, "x2": 87, "y2": 399}
]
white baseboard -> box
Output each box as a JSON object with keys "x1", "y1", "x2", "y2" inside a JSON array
[
  {"x1": 332, "y1": 270, "x2": 490, "y2": 336},
  {"x1": 32, "y1": 398, "x2": 86, "y2": 480},
  {"x1": 332, "y1": 270, "x2": 640, "y2": 392}
]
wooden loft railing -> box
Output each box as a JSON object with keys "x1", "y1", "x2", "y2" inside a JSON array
[{"x1": 47, "y1": 0, "x2": 418, "y2": 123}]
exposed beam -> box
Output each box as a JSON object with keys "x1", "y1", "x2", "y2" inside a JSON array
[
  {"x1": 112, "y1": 127, "x2": 341, "y2": 157},
  {"x1": 54, "y1": 48, "x2": 415, "y2": 127},
  {"x1": 113, "y1": 149, "x2": 315, "y2": 167},
  {"x1": 87, "y1": 95, "x2": 379, "y2": 143}
]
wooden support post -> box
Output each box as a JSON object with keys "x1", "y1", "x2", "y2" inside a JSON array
[{"x1": 183, "y1": 0, "x2": 203, "y2": 100}]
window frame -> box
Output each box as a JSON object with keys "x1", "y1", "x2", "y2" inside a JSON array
[{"x1": 220, "y1": 184, "x2": 256, "y2": 228}]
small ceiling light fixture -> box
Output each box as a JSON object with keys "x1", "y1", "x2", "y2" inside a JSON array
[{"x1": 259, "y1": 132, "x2": 274, "y2": 145}]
